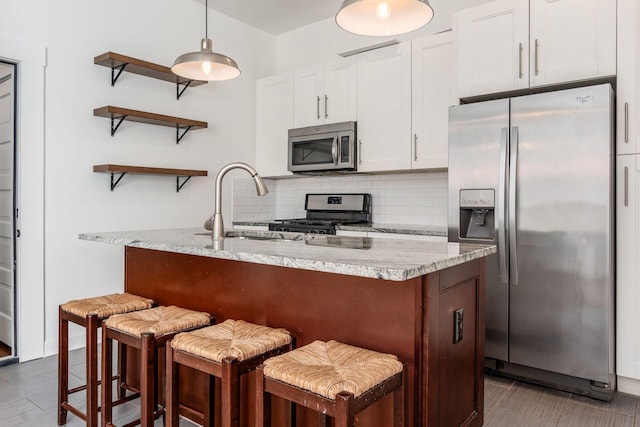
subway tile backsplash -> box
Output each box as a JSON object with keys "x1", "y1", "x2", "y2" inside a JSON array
[{"x1": 232, "y1": 171, "x2": 448, "y2": 226}]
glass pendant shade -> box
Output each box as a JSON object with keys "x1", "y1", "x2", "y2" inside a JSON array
[
  {"x1": 336, "y1": 0, "x2": 434, "y2": 36},
  {"x1": 172, "y1": 38, "x2": 240, "y2": 81}
]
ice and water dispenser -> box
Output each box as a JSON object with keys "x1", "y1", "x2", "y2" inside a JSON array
[{"x1": 459, "y1": 189, "x2": 495, "y2": 240}]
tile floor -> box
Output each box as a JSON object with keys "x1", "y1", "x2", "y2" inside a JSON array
[{"x1": 0, "y1": 349, "x2": 638, "y2": 426}]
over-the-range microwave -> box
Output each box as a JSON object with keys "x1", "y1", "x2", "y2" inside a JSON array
[{"x1": 287, "y1": 121, "x2": 357, "y2": 173}]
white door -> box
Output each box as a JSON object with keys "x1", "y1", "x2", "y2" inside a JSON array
[
  {"x1": 357, "y1": 42, "x2": 412, "y2": 172},
  {"x1": 255, "y1": 72, "x2": 294, "y2": 177},
  {"x1": 0, "y1": 63, "x2": 14, "y2": 352},
  {"x1": 529, "y1": 0, "x2": 616, "y2": 88},
  {"x1": 323, "y1": 59, "x2": 357, "y2": 125},
  {"x1": 617, "y1": 0, "x2": 639, "y2": 155},
  {"x1": 454, "y1": 0, "x2": 529, "y2": 98},
  {"x1": 411, "y1": 32, "x2": 455, "y2": 170},
  {"x1": 293, "y1": 65, "x2": 324, "y2": 128}
]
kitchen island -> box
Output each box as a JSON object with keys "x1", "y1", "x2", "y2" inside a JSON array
[{"x1": 80, "y1": 228, "x2": 495, "y2": 427}]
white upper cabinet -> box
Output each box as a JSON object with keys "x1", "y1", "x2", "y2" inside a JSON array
[
  {"x1": 255, "y1": 72, "x2": 294, "y2": 177},
  {"x1": 411, "y1": 32, "x2": 456, "y2": 170},
  {"x1": 529, "y1": 0, "x2": 616, "y2": 88},
  {"x1": 294, "y1": 59, "x2": 357, "y2": 128},
  {"x1": 455, "y1": 0, "x2": 529, "y2": 99},
  {"x1": 618, "y1": 0, "x2": 639, "y2": 155},
  {"x1": 455, "y1": 0, "x2": 616, "y2": 99},
  {"x1": 357, "y1": 42, "x2": 412, "y2": 172}
]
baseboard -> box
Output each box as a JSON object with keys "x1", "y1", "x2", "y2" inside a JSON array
[{"x1": 617, "y1": 376, "x2": 640, "y2": 396}]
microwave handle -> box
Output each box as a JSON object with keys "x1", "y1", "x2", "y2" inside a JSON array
[{"x1": 332, "y1": 137, "x2": 339, "y2": 165}]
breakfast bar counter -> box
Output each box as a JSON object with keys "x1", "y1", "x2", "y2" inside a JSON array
[{"x1": 80, "y1": 228, "x2": 495, "y2": 427}]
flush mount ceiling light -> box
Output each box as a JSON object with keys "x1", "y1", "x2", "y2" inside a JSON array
[
  {"x1": 336, "y1": 0, "x2": 434, "y2": 37},
  {"x1": 171, "y1": 0, "x2": 240, "y2": 81}
]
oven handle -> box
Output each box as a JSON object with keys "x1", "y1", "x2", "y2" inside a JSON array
[{"x1": 332, "y1": 137, "x2": 339, "y2": 165}]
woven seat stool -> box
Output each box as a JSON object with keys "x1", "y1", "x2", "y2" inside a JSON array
[
  {"x1": 58, "y1": 292, "x2": 154, "y2": 427},
  {"x1": 101, "y1": 305, "x2": 211, "y2": 427},
  {"x1": 256, "y1": 340, "x2": 407, "y2": 427},
  {"x1": 165, "y1": 319, "x2": 292, "y2": 427}
]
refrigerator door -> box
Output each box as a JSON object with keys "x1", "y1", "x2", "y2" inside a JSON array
[
  {"x1": 448, "y1": 99, "x2": 510, "y2": 361},
  {"x1": 509, "y1": 84, "x2": 614, "y2": 383}
]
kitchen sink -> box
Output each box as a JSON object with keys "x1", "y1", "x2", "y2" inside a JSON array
[{"x1": 194, "y1": 230, "x2": 305, "y2": 242}]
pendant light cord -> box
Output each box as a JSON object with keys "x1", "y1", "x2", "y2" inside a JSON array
[{"x1": 205, "y1": 0, "x2": 208, "y2": 39}]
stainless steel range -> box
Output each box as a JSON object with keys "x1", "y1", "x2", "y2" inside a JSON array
[{"x1": 268, "y1": 193, "x2": 372, "y2": 234}]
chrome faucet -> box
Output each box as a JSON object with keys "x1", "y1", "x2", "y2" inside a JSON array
[{"x1": 204, "y1": 162, "x2": 269, "y2": 242}]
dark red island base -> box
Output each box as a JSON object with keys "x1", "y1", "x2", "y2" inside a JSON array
[{"x1": 123, "y1": 246, "x2": 485, "y2": 427}]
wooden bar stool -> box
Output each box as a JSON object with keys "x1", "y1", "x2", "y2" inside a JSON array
[
  {"x1": 165, "y1": 319, "x2": 292, "y2": 427},
  {"x1": 101, "y1": 305, "x2": 211, "y2": 427},
  {"x1": 58, "y1": 292, "x2": 154, "y2": 427},
  {"x1": 256, "y1": 340, "x2": 408, "y2": 427}
]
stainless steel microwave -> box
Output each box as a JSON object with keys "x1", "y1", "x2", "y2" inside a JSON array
[{"x1": 288, "y1": 121, "x2": 357, "y2": 173}]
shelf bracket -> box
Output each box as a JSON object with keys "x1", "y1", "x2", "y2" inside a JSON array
[
  {"x1": 176, "y1": 80, "x2": 192, "y2": 100},
  {"x1": 176, "y1": 176, "x2": 192, "y2": 192},
  {"x1": 110, "y1": 172, "x2": 127, "y2": 191},
  {"x1": 111, "y1": 115, "x2": 127, "y2": 136},
  {"x1": 176, "y1": 125, "x2": 193, "y2": 144},
  {"x1": 111, "y1": 63, "x2": 128, "y2": 86}
]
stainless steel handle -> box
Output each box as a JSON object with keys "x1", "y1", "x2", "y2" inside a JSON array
[
  {"x1": 518, "y1": 43, "x2": 523, "y2": 79},
  {"x1": 625, "y1": 102, "x2": 629, "y2": 143},
  {"x1": 413, "y1": 134, "x2": 418, "y2": 161},
  {"x1": 332, "y1": 137, "x2": 338, "y2": 165},
  {"x1": 316, "y1": 96, "x2": 320, "y2": 120},
  {"x1": 359, "y1": 139, "x2": 362, "y2": 165},
  {"x1": 534, "y1": 39, "x2": 539, "y2": 76},
  {"x1": 325, "y1": 95, "x2": 328, "y2": 119},
  {"x1": 625, "y1": 166, "x2": 629, "y2": 207},
  {"x1": 498, "y1": 127, "x2": 509, "y2": 285},
  {"x1": 509, "y1": 126, "x2": 519, "y2": 285}
]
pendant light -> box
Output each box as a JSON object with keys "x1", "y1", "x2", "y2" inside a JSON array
[
  {"x1": 171, "y1": 0, "x2": 240, "y2": 81},
  {"x1": 336, "y1": 0, "x2": 434, "y2": 37}
]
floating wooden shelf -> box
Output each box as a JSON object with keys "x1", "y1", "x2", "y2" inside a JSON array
[
  {"x1": 94, "y1": 51, "x2": 207, "y2": 99},
  {"x1": 93, "y1": 164, "x2": 208, "y2": 192},
  {"x1": 93, "y1": 105, "x2": 208, "y2": 143}
]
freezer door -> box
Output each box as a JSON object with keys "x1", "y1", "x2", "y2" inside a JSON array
[
  {"x1": 448, "y1": 99, "x2": 510, "y2": 361},
  {"x1": 509, "y1": 84, "x2": 614, "y2": 383}
]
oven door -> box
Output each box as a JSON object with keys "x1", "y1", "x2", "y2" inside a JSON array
[{"x1": 288, "y1": 131, "x2": 355, "y2": 172}]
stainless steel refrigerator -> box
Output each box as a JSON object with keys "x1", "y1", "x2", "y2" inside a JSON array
[{"x1": 448, "y1": 84, "x2": 615, "y2": 400}]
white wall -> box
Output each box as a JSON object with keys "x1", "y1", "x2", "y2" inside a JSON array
[
  {"x1": 233, "y1": 172, "x2": 448, "y2": 227},
  {"x1": 275, "y1": 0, "x2": 491, "y2": 72},
  {"x1": 2, "y1": 0, "x2": 276, "y2": 357}
]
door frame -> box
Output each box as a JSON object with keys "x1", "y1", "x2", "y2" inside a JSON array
[{"x1": 0, "y1": 35, "x2": 46, "y2": 362}]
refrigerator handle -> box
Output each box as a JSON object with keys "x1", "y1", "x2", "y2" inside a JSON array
[
  {"x1": 498, "y1": 127, "x2": 509, "y2": 285},
  {"x1": 509, "y1": 126, "x2": 519, "y2": 285}
]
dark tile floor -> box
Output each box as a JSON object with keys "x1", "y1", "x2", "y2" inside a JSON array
[{"x1": 0, "y1": 348, "x2": 638, "y2": 426}]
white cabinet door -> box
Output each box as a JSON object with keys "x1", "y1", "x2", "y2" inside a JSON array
[
  {"x1": 255, "y1": 72, "x2": 294, "y2": 177},
  {"x1": 293, "y1": 65, "x2": 324, "y2": 128},
  {"x1": 529, "y1": 0, "x2": 616, "y2": 88},
  {"x1": 294, "y1": 61, "x2": 357, "y2": 128},
  {"x1": 454, "y1": 0, "x2": 529, "y2": 99},
  {"x1": 617, "y1": 0, "x2": 639, "y2": 155},
  {"x1": 323, "y1": 59, "x2": 357, "y2": 125},
  {"x1": 412, "y1": 32, "x2": 455, "y2": 170},
  {"x1": 616, "y1": 154, "x2": 640, "y2": 380},
  {"x1": 357, "y1": 42, "x2": 412, "y2": 172}
]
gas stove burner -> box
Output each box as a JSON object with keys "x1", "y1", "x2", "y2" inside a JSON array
[{"x1": 268, "y1": 193, "x2": 372, "y2": 235}]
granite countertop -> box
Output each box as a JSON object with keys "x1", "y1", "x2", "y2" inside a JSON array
[
  {"x1": 232, "y1": 221, "x2": 447, "y2": 237},
  {"x1": 79, "y1": 228, "x2": 495, "y2": 282}
]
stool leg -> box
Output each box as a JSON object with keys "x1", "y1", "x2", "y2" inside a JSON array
[
  {"x1": 255, "y1": 366, "x2": 271, "y2": 427},
  {"x1": 334, "y1": 392, "x2": 355, "y2": 427},
  {"x1": 317, "y1": 413, "x2": 330, "y2": 427},
  {"x1": 394, "y1": 366, "x2": 408, "y2": 427},
  {"x1": 221, "y1": 357, "x2": 240, "y2": 427},
  {"x1": 203, "y1": 370, "x2": 215, "y2": 427},
  {"x1": 140, "y1": 333, "x2": 157, "y2": 427},
  {"x1": 101, "y1": 325, "x2": 113, "y2": 427},
  {"x1": 165, "y1": 343, "x2": 179, "y2": 427},
  {"x1": 117, "y1": 341, "x2": 127, "y2": 399},
  {"x1": 86, "y1": 314, "x2": 99, "y2": 427},
  {"x1": 57, "y1": 307, "x2": 68, "y2": 425}
]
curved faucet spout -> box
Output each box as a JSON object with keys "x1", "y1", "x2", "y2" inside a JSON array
[{"x1": 204, "y1": 162, "x2": 269, "y2": 241}]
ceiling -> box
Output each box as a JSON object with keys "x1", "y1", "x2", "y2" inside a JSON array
[{"x1": 208, "y1": 0, "x2": 344, "y2": 35}]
